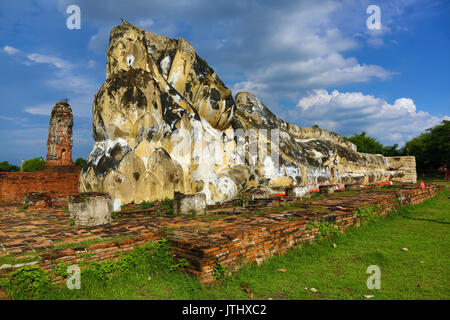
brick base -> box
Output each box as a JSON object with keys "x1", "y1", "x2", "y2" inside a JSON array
[
  {"x1": 0, "y1": 184, "x2": 442, "y2": 284},
  {"x1": 0, "y1": 170, "x2": 80, "y2": 202}
]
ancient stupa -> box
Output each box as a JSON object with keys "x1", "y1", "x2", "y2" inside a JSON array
[
  {"x1": 46, "y1": 101, "x2": 74, "y2": 166},
  {"x1": 79, "y1": 21, "x2": 414, "y2": 206}
]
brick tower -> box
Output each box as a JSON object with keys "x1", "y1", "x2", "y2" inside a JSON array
[{"x1": 46, "y1": 101, "x2": 74, "y2": 166}]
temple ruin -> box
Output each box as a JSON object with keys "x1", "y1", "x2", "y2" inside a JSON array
[
  {"x1": 0, "y1": 22, "x2": 436, "y2": 288},
  {"x1": 0, "y1": 101, "x2": 79, "y2": 203},
  {"x1": 46, "y1": 101, "x2": 74, "y2": 166},
  {"x1": 79, "y1": 21, "x2": 416, "y2": 207}
]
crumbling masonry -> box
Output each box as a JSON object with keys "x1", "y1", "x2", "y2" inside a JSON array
[{"x1": 46, "y1": 101, "x2": 74, "y2": 166}]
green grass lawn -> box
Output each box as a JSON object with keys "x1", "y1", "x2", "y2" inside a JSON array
[{"x1": 2, "y1": 184, "x2": 449, "y2": 300}]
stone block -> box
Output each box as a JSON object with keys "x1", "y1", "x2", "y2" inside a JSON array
[
  {"x1": 387, "y1": 156, "x2": 417, "y2": 183},
  {"x1": 22, "y1": 192, "x2": 52, "y2": 209},
  {"x1": 173, "y1": 192, "x2": 207, "y2": 215},
  {"x1": 68, "y1": 193, "x2": 113, "y2": 227}
]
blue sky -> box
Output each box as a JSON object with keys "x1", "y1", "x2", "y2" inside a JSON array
[{"x1": 0, "y1": 0, "x2": 449, "y2": 165}]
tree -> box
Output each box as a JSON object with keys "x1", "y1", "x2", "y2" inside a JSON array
[
  {"x1": 345, "y1": 131, "x2": 403, "y2": 156},
  {"x1": 380, "y1": 143, "x2": 403, "y2": 157},
  {"x1": 74, "y1": 157, "x2": 87, "y2": 168},
  {"x1": 404, "y1": 120, "x2": 449, "y2": 170},
  {"x1": 346, "y1": 131, "x2": 385, "y2": 154},
  {"x1": 0, "y1": 161, "x2": 20, "y2": 172},
  {"x1": 22, "y1": 158, "x2": 45, "y2": 172}
]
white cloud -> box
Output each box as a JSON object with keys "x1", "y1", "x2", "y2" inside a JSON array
[
  {"x1": 24, "y1": 103, "x2": 54, "y2": 116},
  {"x1": 56, "y1": 0, "x2": 395, "y2": 103},
  {"x1": 5, "y1": 127, "x2": 49, "y2": 150},
  {"x1": 51, "y1": 0, "x2": 440, "y2": 104},
  {"x1": 27, "y1": 53, "x2": 72, "y2": 70},
  {"x1": 3, "y1": 45, "x2": 19, "y2": 55},
  {"x1": 88, "y1": 26, "x2": 112, "y2": 54},
  {"x1": 88, "y1": 60, "x2": 96, "y2": 69},
  {"x1": 232, "y1": 81, "x2": 269, "y2": 98},
  {"x1": 294, "y1": 89, "x2": 447, "y2": 145},
  {"x1": 3, "y1": 46, "x2": 101, "y2": 118},
  {"x1": 223, "y1": 1, "x2": 397, "y2": 104},
  {"x1": 0, "y1": 114, "x2": 14, "y2": 121},
  {"x1": 66, "y1": 95, "x2": 96, "y2": 118},
  {"x1": 138, "y1": 19, "x2": 154, "y2": 28},
  {"x1": 88, "y1": 20, "x2": 177, "y2": 54},
  {"x1": 234, "y1": 53, "x2": 393, "y2": 97},
  {"x1": 4, "y1": 45, "x2": 74, "y2": 71},
  {"x1": 13, "y1": 48, "x2": 100, "y2": 119},
  {"x1": 24, "y1": 94, "x2": 95, "y2": 118},
  {"x1": 46, "y1": 74, "x2": 98, "y2": 95}
]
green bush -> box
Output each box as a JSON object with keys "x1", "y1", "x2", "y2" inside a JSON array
[
  {"x1": 74, "y1": 158, "x2": 87, "y2": 168},
  {"x1": 81, "y1": 239, "x2": 188, "y2": 281},
  {"x1": 161, "y1": 198, "x2": 174, "y2": 215},
  {"x1": 8, "y1": 266, "x2": 51, "y2": 293},
  {"x1": 0, "y1": 239, "x2": 189, "y2": 299},
  {"x1": 306, "y1": 219, "x2": 340, "y2": 238},
  {"x1": 0, "y1": 161, "x2": 20, "y2": 172},
  {"x1": 355, "y1": 204, "x2": 380, "y2": 218},
  {"x1": 213, "y1": 262, "x2": 228, "y2": 280},
  {"x1": 22, "y1": 158, "x2": 45, "y2": 172},
  {"x1": 139, "y1": 200, "x2": 156, "y2": 210},
  {"x1": 240, "y1": 196, "x2": 251, "y2": 207},
  {"x1": 53, "y1": 262, "x2": 72, "y2": 279}
]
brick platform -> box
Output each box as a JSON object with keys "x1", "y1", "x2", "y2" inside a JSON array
[
  {"x1": 0, "y1": 170, "x2": 80, "y2": 203},
  {"x1": 0, "y1": 183, "x2": 442, "y2": 283}
]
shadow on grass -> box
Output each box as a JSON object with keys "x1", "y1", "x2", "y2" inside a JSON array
[{"x1": 398, "y1": 215, "x2": 450, "y2": 225}]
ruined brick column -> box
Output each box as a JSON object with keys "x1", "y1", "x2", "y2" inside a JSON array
[{"x1": 46, "y1": 101, "x2": 74, "y2": 166}]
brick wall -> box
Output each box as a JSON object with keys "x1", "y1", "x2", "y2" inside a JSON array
[
  {"x1": 172, "y1": 184, "x2": 441, "y2": 283},
  {"x1": 0, "y1": 171, "x2": 80, "y2": 202},
  {"x1": 1, "y1": 184, "x2": 442, "y2": 284},
  {"x1": 36, "y1": 234, "x2": 160, "y2": 273}
]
